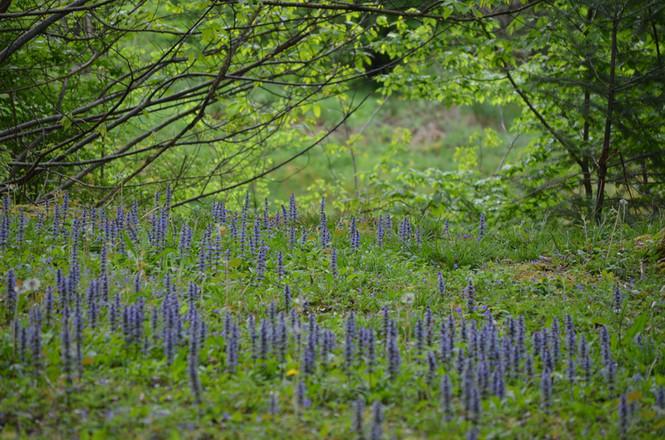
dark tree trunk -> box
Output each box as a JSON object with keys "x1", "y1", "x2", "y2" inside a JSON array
[
  {"x1": 594, "y1": 15, "x2": 619, "y2": 222},
  {"x1": 581, "y1": 8, "x2": 594, "y2": 206}
]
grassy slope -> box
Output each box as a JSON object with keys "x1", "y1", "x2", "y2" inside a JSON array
[{"x1": 264, "y1": 94, "x2": 528, "y2": 203}]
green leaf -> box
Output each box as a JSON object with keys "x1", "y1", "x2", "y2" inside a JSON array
[
  {"x1": 61, "y1": 116, "x2": 71, "y2": 130},
  {"x1": 627, "y1": 313, "x2": 649, "y2": 340}
]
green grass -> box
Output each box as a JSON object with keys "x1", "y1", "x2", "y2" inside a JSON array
[
  {"x1": 1, "y1": 199, "x2": 664, "y2": 439},
  {"x1": 263, "y1": 94, "x2": 530, "y2": 203}
]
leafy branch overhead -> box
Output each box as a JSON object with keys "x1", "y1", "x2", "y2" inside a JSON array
[
  {"x1": 0, "y1": 2, "x2": 551, "y2": 199},
  {"x1": 0, "y1": 0, "x2": 663, "y2": 219}
]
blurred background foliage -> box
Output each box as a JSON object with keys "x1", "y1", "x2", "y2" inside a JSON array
[{"x1": 0, "y1": 0, "x2": 663, "y2": 222}]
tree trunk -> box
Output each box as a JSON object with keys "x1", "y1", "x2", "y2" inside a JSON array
[
  {"x1": 594, "y1": 15, "x2": 619, "y2": 222},
  {"x1": 581, "y1": 8, "x2": 594, "y2": 206},
  {"x1": 581, "y1": 160, "x2": 593, "y2": 201}
]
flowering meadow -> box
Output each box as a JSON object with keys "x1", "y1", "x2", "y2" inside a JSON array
[{"x1": 1, "y1": 192, "x2": 664, "y2": 439}]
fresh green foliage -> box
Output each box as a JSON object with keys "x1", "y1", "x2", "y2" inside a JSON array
[
  {"x1": 2, "y1": 1, "x2": 662, "y2": 220},
  {"x1": 376, "y1": 0, "x2": 665, "y2": 219}
]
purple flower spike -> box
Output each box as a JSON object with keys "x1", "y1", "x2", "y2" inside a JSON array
[
  {"x1": 61, "y1": 308, "x2": 72, "y2": 388},
  {"x1": 331, "y1": 248, "x2": 338, "y2": 278},
  {"x1": 188, "y1": 317, "x2": 202, "y2": 404},
  {"x1": 284, "y1": 284, "x2": 292, "y2": 312},
  {"x1": 353, "y1": 397, "x2": 365, "y2": 438},
  {"x1": 345, "y1": 312, "x2": 356, "y2": 370},
  {"x1": 464, "y1": 279, "x2": 475, "y2": 313},
  {"x1": 256, "y1": 245, "x2": 268, "y2": 282},
  {"x1": 578, "y1": 335, "x2": 591, "y2": 382},
  {"x1": 387, "y1": 328, "x2": 400, "y2": 380},
  {"x1": 319, "y1": 198, "x2": 330, "y2": 248},
  {"x1": 441, "y1": 374, "x2": 452, "y2": 420},
  {"x1": 366, "y1": 328, "x2": 376, "y2": 373},
  {"x1": 370, "y1": 401, "x2": 383, "y2": 440},
  {"x1": 427, "y1": 351, "x2": 437, "y2": 384},
  {"x1": 289, "y1": 193, "x2": 297, "y2": 223},
  {"x1": 567, "y1": 355, "x2": 575, "y2": 384},
  {"x1": 296, "y1": 380, "x2": 310, "y2": 409},
  {"x1": 541, "y1": 368, "x2": 552, "y2": 409},
  {"x1": 478, "y1": 213, "x2": 486, "y2": 240},
  {"x1": 613, "y1": 285, "x2": 623, "y2": 313},
  {"x1": 350, "y1": 217, "x2": 360, "y2": 251},
  {"x1": 437, "y1": 272, "x2": 445, "y2": 295},
  {"x1": 654, "y1": 386, "x2": 665, "y2": 410},
  {"x1": 599, "y1": 325, "x2": 611, "y2": 368},
  {"x1": 415, "y1": 319, "x2": 424, "y2": 359},
  {"x1": 6, "y1": 269, "x2": 16, "y2": 315},
  {"x1": 376, "y1": 215, "x2": 385, "y2": 248},
  {"x1": 277, "y1": 252, "x2": 285, "y2": 280},
  {"x1": 619, "y1": 393, "x2": 629, "y2": 438}
]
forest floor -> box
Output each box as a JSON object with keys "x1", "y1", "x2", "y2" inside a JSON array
[{"x1": 1, "y1": 198, "x2": 664, "y2": 439}]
